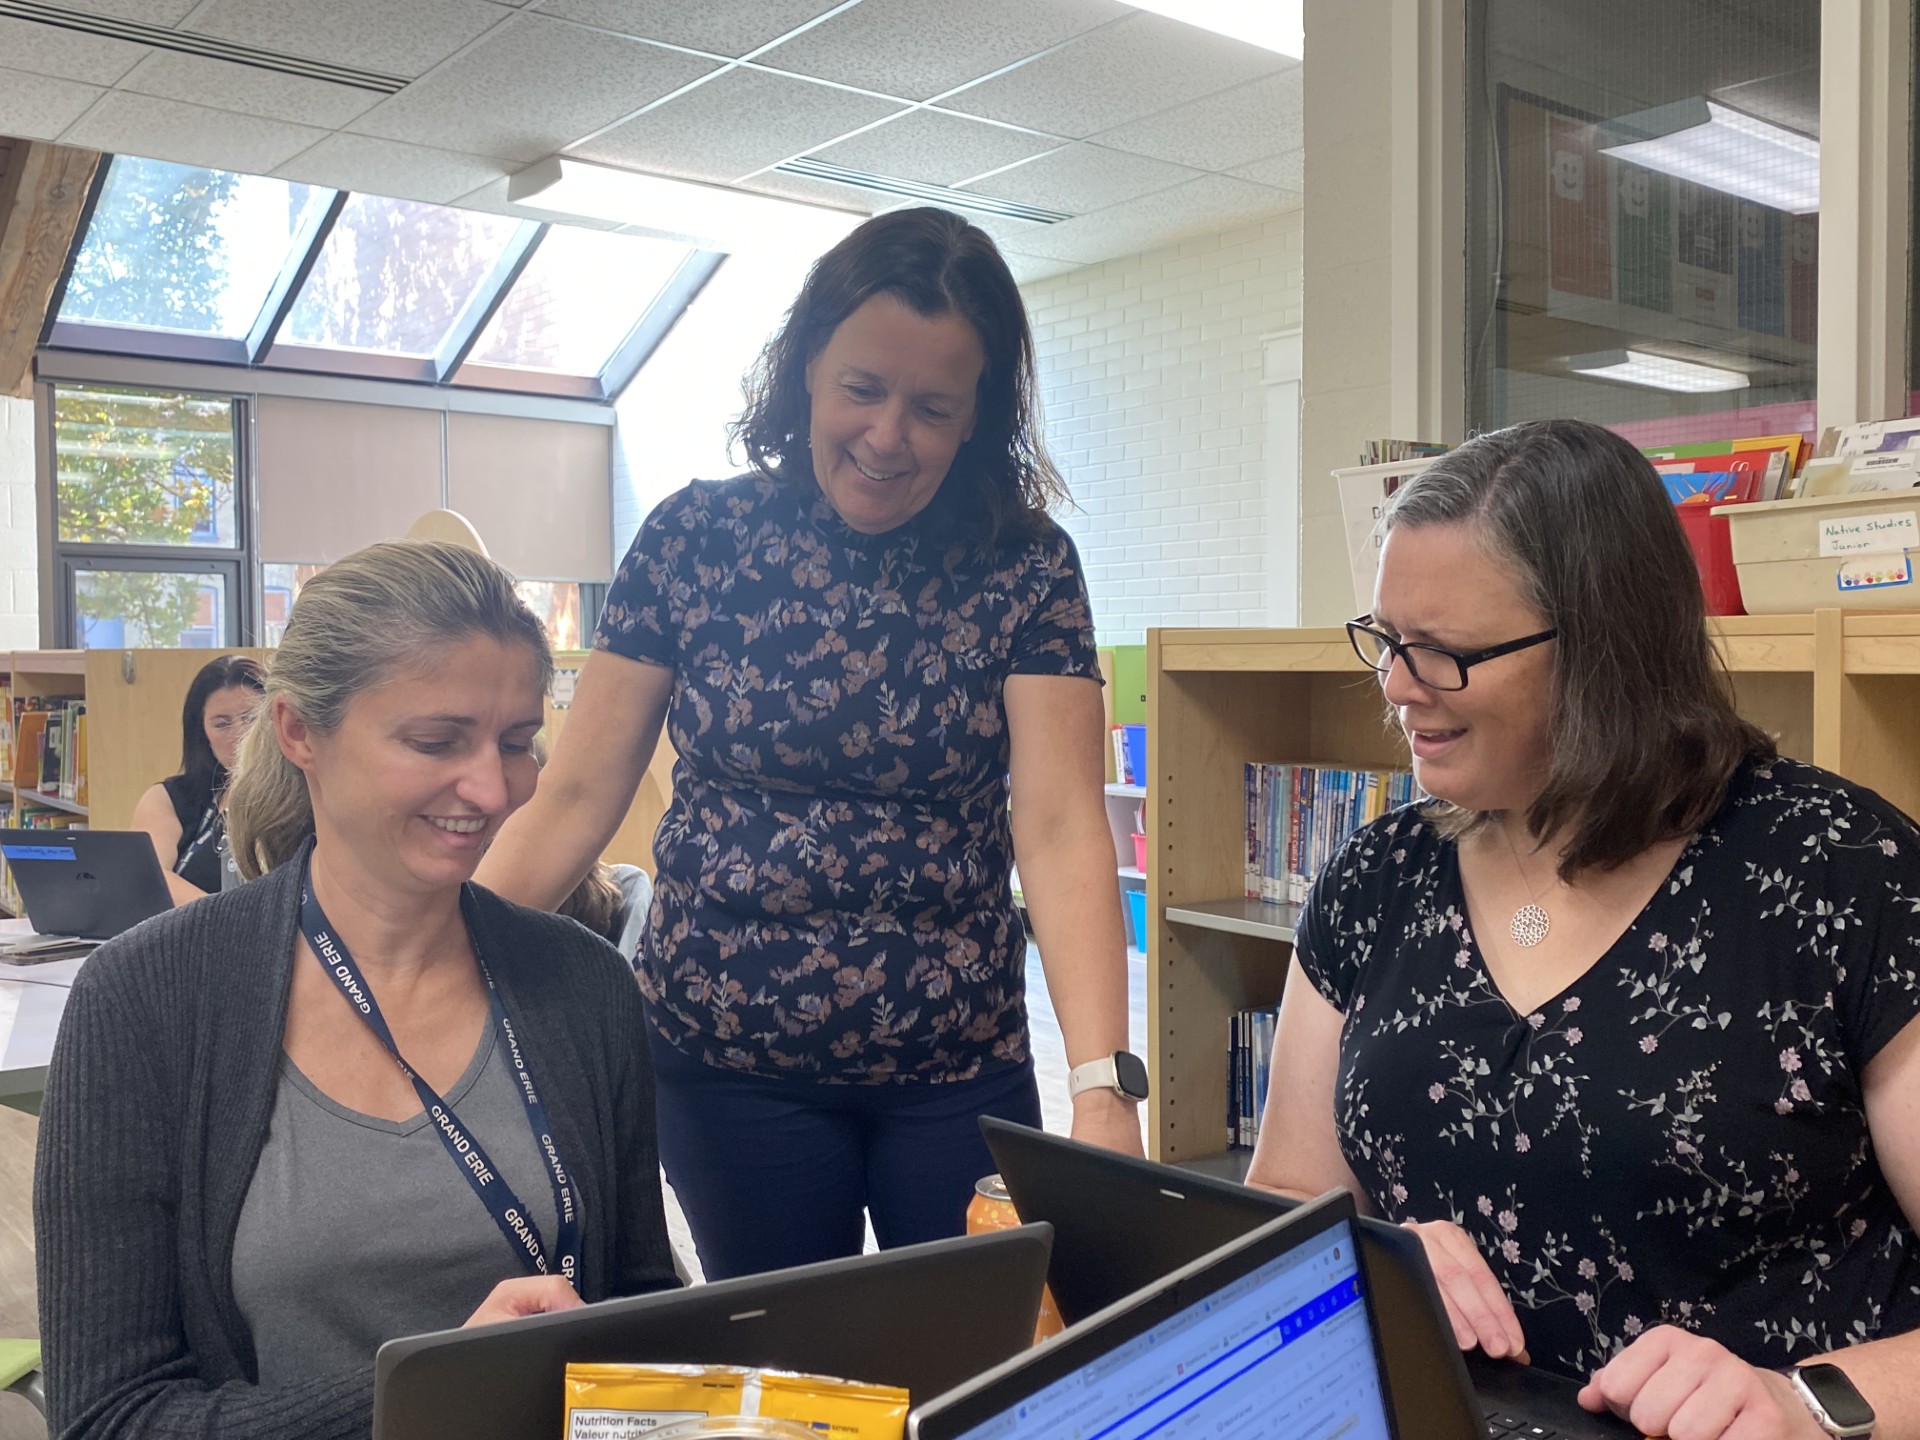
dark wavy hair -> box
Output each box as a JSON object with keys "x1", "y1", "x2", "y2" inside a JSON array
[
  {"x1": 179, "y1": 653, "x2": 265, "y2": 796},
  {"x1": 730, "y1": 206, "x2": 1067, "y2": 549},
  {"x1": 1383, "y1": 419, "x2": 1774, "y2": 881}
]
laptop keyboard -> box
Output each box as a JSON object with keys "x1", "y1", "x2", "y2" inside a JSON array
[{"x1": 1485, "y1": 1407, "x2": 1570, "y2": 1438}]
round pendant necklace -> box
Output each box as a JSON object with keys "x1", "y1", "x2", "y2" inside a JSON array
[{"x1": 1501, "y1": 821, "x2": 1551, "y2": 949}]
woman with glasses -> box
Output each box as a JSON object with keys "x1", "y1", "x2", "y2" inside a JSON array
[{"x1": 1249, "y1": 419, "x2": 1920, "y2": 1440}]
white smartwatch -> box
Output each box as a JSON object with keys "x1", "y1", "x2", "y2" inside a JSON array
[
  {"x1": 1068, "y1": 1051, "x2": 1149, "y2": 1103},
  {"x1": 1780, "y1": 1365, "x2": 1874, "y2": 1439}
]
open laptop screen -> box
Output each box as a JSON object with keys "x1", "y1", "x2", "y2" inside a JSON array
[{"x1": 948, "y1": 1217, "x2": 1392, "y2": 1440}]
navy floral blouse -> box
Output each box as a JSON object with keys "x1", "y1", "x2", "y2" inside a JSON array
[
  {"x1": 1295, "y1": 756, "x2": 1920, "y2": 1379},
  {"x1": 595, "y1": 472, "x2": 1102, "y2": 1084}
]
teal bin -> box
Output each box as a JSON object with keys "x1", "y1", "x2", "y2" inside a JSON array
[{"x1": 1124, "y1": 887, "x2": 1148, "y2": 953}]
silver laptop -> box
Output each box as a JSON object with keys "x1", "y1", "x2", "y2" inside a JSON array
[{"x1": 909, "y1": 1191, "x2": 1395, "y2": 1440}]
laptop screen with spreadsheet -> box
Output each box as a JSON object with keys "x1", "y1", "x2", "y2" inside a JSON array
[{"x1": 940, "y1": 1214, "x2": 1393, "y2": 1440}]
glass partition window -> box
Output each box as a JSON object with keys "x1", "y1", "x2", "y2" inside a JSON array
[
  {"x1": 1465, "y1": 2, "x2": 1820, "y2": 446},
  {"x1": 62, "y1": 159, "x2": 328, "y2": 340},
  {"x1": 279, "y1": 196, "x2": 527, "y2": 358},
  {"x1": 463, "y1": 226, "x2": 693, "y2": 378},
  {"x1": 53, "y1": 385, "x2": 237, "y2": 548}
]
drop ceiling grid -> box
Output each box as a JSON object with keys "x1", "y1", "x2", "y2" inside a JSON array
[{"x1": 12, "y1": 0, "x2": 1302, "y2": 276}]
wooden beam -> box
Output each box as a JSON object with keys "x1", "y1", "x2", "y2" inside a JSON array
[{"x1": 0, "y1": 141, "x2": 100, "y2": 399}]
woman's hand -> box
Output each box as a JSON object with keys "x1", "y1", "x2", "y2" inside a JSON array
[
  {"x1": 462, "y1": 1276, "x2": 584, "y2": 1328},
  {"x1": 1401, "y1": 1218, "x2": 1529, "y2": 1362},
  {"x1": 1069, "y1": 1089, "x2": 1145, "y2": 1157},
  {"x1": 1579, "y1": 1327, "x2": 1826, "y2": 1440}
]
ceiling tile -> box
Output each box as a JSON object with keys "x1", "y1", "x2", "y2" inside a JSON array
[
  {"x1": 757, "y1": 0, "x2": 1128, "y2": 102},
  {"x1": 274, "y1": 133, "x2": 506, "y2": 205},
  {"x1": 0, "y1": 69, "x2": 104, "y2": 142},
  {"x1": 61, "y1": 90, "x2": 331, "y2": 175},
  {"x1": 0, "y1": 15, "x2": 146, "y2": 85},
  {"x1": 118, "y1": 51, "x2": 384, "y2": 129},
  {"x1": 183, "y1": 0, "x2": 514, "y2": 78},
  {"x1": 52, "y1": 0, "x2": 198, "y2": 21},
  {"x1": 348, "y1": 14, "x2": 719, "y2": 164},
  {"x1": 809, "y1": 109, "x2": 1062, "y2": 187},
  {"x1": 573, "y1": 67, "x2": 904, "y2": 184},
  {"x1": 1004, "y1": 172, "x2": 1292, "y2": 265},
  {"x1": 540, "y1": 0, "x2": 843, "y2": 58},
  {"x1": 1229, "y1": 147, "x2": 1304, "y2": 192},
  {"x1": 964, "y1": 142, "x2": 1200, "y2": 216},
  {"x1": 943, "y1": 12, "x2": 1286, "y2": 138},
  {"x1": 1093, "y1": 65, "x2": 1301, "y2": 172},
  {"x1": 734, "y1": 170, "x2": 881, "y2": 215}
]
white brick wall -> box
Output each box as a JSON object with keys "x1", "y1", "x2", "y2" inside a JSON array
[
  {"x1": 1022, "y1": 211, "x2": 1304, "y2": 645},
  {"x1": 0, "y1": 399, "x2": 39, "y2": 649}
]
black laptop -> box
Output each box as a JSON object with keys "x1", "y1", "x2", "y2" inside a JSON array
[
  {"x1": 373, "y1": 1224, "x2": 1054, "y2": 1440},
  {"x1": 982, "y1": 1118, "x2": 1635, "y2": 1439},
  {"x1": 0, "y1": 830, "x2": 173, "y2": 940},
  {"x1": 911, "y1": 1191, "x2": 1395, "y2": 1439}
]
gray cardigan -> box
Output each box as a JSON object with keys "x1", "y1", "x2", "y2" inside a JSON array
[{"x1": 34, "y1": 857, "x2": 679, "y2": 1440}]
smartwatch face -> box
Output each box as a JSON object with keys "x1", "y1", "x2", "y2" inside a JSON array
[
  {"x1": 1797, "y1": 1365, "x2": 1874, "y2": 1431},
  {"x1": 1114, "y1": 1051, "x2": 1150, "y2": 1100}
]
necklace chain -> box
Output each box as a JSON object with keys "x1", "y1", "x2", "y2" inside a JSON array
[{"x1": 1501, "y1": 819, "x2": 1552, "y2": 949}]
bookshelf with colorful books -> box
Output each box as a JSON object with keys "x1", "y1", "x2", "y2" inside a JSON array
[{"x1": 1143, "y1": 614, "x2": 1920, "y2": 1168}]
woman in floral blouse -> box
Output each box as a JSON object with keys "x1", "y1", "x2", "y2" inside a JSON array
[
  {"x1": 479, "y1": 208, "x2": 1139, "y2": 1279},
  {"x1": 1250, "y1": 419, "x2": 1920, "y2": 1440}
]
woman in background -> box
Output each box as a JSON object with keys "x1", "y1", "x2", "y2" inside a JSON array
[{"x1": 131, "y1": 653, "x2": 264, "y2": 904}]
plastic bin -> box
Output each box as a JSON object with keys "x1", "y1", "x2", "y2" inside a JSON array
[
  {"x1": 1675, "y1": 503, "x2": 1745, "y2": 616},
  {"x1": 1122, "y1": 724, "x2": 1147, "y2": 788},
  {"x1": 1124, "y1": 887, "x2": 1147, "y2": 953},
  {"x1": 1131, "y1": 832, "x2": 1148, "y2": 871},
  {"x1": 1715, "y1": 490, "x2": 1920, "y2": 614}
]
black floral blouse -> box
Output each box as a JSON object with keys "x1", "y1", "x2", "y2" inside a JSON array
[
  {"x1": 1295, "y1": 756, "x2": 1920, "y2": 1379},
  {"x1": 595, "y1": 472, "x2": 1102, "y2": 1084}
]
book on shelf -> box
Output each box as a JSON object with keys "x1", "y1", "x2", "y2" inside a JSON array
[
  {"x1": 11, "y1": 697, "x2": 87, "y2": 804},
  {"x1": 1228, "y1": 1005, "x2": 1279, "y2": 1150},
  {"x1": 1244, "y1": 763, "x2": 1421, "y2": 906}
]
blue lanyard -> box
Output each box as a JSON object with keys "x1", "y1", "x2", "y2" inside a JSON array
[{"x1": 298, "y1": 854, "x2": 580, "y2": 1283}]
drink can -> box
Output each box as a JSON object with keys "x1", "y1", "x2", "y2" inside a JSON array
[{"x1": 968, "y1": 1174, "x2": 1065, "y2": 1342}]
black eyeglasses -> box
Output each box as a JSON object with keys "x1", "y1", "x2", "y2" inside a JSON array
[{"x1": 1346, "y1": 615, "x2": 1556, "y2": 692}]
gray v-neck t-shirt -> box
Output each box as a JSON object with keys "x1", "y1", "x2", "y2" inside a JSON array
[{"x1": 232, "y1": 1025, "x2": 561, "y2": 1387}]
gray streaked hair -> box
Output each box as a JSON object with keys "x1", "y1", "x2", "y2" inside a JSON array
[
  {"x1": 226, "y1": 541, "x2": 553, "y2": 879},
  {"x1": 1382, "y1": 419, "x2": 1772, "y2": 880}
]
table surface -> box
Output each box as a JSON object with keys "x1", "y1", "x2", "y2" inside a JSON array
[{"x1": 0, "y1": 919, "x2": 86, "y2": 1102}]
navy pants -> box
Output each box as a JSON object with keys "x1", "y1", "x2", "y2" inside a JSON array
[{"x1": 648, "y1": 1027, "x2": 1044, "y2": 1281}]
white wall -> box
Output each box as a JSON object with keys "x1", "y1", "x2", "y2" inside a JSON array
[
  {"x1": 1022, "y1": 210, "x2": 1304, "y2": 645},
  {"x1": 0, "y1": 399, "x2": 39, "y2": 649}
]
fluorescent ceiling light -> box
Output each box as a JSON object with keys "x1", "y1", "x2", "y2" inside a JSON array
[
  {"x1": 509, "y1": 156, "x2": 863, "y2": 254},
  {"x1": 1599, "y1": 99, "x2": 1819, "y2": 214},
  {"x1": 1567, "y1": 349, "x2": 1751, "y2": 394},
  {"x1": 1119, "y1": 1, "x2": 1303, "y2": 58}
]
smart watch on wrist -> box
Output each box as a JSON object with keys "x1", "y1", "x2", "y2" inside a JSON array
[
  {"x1": 1779, "y1": 1364, "x2": 1874, "y2": 1439},
  {"x1": 1067, "y1": 1051, "x2": 1149, "y2": 1103}
]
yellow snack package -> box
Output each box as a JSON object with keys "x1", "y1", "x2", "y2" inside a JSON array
[{"x1": 562, "y1": 1363, "x2": 909, "y2": 1440}]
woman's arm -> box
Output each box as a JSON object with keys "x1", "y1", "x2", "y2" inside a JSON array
[
  {"x1": 1582, "y1": 1013, "x2": 1920, "y2": 1440},
  {"x1": 475, "y1": 651, "x2": 673, "y2": 911},
  {"x1": 130, "y1": 784, "x2": 208, "y2": 908},
  {"x1": 1004, "y1": 674, "x2": 1140, "y2": 1155},
  {"x1": 36, "y1": 966, "x2": 374, "y2": 1439}
]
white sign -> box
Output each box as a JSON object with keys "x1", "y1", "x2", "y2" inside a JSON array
[
  {"x1": 549, "y1": 667, "x2": 580, "y2": 710},
  {"x1": 1817, "y1": 510, "x2": 1920, "y2": 557}
]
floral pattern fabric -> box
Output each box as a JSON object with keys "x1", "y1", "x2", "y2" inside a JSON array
[
  {"x1": 1294, "y1": 757, "x2": 1920, "y2": 1379},
  {"x1": 595, "y1": 473, "x2": 1102, "y2": 1084}
]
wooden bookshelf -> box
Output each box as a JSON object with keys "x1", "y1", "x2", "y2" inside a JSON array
[{"x1": 1143, "y1": 611, "x2": 1920, "y2": 1165}]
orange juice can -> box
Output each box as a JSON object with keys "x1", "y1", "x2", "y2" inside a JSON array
[{"x1": 968, "y1": 1174, "x2": 1065, "y2": 1342}]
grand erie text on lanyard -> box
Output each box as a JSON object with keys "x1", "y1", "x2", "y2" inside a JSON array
[{"x1": 298, "y1": 849, "x2": 580, "y2": 1283}]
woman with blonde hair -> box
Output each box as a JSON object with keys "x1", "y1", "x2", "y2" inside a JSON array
[{"x1": 35, "y1": 541, "x2": 676, "y2": 1440}]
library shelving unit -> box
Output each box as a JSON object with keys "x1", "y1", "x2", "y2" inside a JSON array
[{"x1": 1142, "y1": 610, "x2": 1920, "y2": 1167}]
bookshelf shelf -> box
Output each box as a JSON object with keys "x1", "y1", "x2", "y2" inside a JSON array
[
  {"x1": 1119, "y1": 866, "x2": 1147, "y2": 882},
  {"x1": 1105, "y1": 783, "x2": 1146, "y2": 799},
  {"x1": 1164, "y1": 898, "x2": 1298, "y2": 944},
  {"x1": 1144, "y1": 610, "x2": 1920, "y2": 1167},
  {"x1": 13, "y1": 788, "x2": 85, "y2": 817}
]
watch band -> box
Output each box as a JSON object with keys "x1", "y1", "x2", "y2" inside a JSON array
[{"x1": 1068, "y1": 1056, "x2": 1122, "y2": 1100}]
